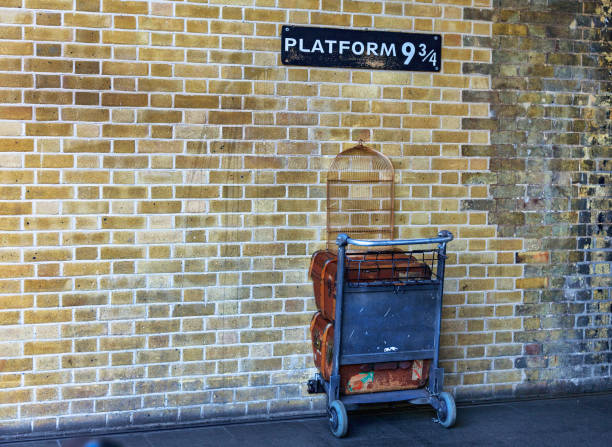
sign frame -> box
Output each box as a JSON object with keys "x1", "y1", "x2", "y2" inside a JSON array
[{"x1": 281, "y1": 25, "x2": 441, "y2": 72}]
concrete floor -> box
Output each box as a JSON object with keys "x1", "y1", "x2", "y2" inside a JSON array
[{"x1": 5, "y1": 393, "x2": 612, "y2": 447}]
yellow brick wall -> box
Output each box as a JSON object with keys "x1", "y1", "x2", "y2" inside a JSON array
[{"x1": 0, "y1": 0, "x2": 500, "y2": 436}]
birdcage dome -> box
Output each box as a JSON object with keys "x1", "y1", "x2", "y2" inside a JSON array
[{"x1": 326, "y1": 144, "x2": 395, "y2": 251}]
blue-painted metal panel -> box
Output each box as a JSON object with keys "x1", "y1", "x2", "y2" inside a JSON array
[{"x1": 339, "y1": 284, "x2": 440, "y2": 364}]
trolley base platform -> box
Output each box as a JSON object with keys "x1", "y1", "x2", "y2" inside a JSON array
[{"x1": 307, "y1": 372, "x2": 456, "y2": 437}]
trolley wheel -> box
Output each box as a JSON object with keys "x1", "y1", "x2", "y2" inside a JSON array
[
  {"x1": 328, "y1": 400, "x2": 348, "y2": 438},
  {"x1": 436, "y1": 392, "x2": 456, "y2": 428}
]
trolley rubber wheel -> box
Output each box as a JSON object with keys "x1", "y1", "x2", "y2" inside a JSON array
[
  {"x1": 329, "y1": 400, "x2": 348, "y2": 438},
  {"x1": 437, "y1": 392, "x2": 456, "y2": 428}
]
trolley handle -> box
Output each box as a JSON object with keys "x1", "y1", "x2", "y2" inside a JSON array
[{"x1": 336, "y1": 230, "x2": 453, "y2": 248}]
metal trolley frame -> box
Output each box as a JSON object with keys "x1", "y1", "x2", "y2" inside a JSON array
[{"x1": 307, "y1": 230, "x2": 455, "y2": 437}]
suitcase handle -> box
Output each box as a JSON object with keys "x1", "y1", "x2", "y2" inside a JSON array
[{"x1": 336, "y1": 230, "x2": 453, "y2": 248}]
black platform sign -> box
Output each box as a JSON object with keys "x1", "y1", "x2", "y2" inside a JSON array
[{"x1": 281, "y1": 25, "x2": 441, "y2": 72}]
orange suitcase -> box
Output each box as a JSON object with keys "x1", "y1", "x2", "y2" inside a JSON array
[
  {"x1": 310, "y1": 311, "x2": 334, "y2": 381},
  {"x1": 309, "y1": 250, "x2": 432, "y2": 321},
  {"x1": 309, "y1": 251, "x2": 337, "y2": 321},
  {"x1": 341, "y1": 360, "x2": 431, "y2": 395},
  {"x1": 347, "y1": 251, "x2": 432, "y2": 282},
  {"x1": 310, "y1": 311, "x2": 431, "y2": 393}
]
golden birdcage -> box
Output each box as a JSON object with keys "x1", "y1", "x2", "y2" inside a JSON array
[{"x1": 326, "y1": 144, "x2": 395, "y2": 251}]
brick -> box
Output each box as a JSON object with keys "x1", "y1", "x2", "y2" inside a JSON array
[
  {"x1": 403, "y1": 116, "x2": 440, "y2": 129},
  {"x1": 0, "y1": 138, "x2": 29, "y2": 152},
  {"x1": 516, "y1": 251, "x2": 549, "y2": 264},
  {"x1": 62, "y1": 108, "x2": 109, "y2": 122},
  {"x1": 0, "y1": 9, "x2": 33, "y2": 24},
  {"x1": 25, "y1": 186, "x2": 73, "y2": 199},
  {"x1": 138, "y1": 79, "x2": 181, "y2": 93},
  {"x1": 206, "y1": 346, "x2": 248, "y2": 360},
  {"x1": 432, "y1": 158, "x2": 469, "y2": 170},
  {"x1": 245, "y1": 8, "x2": 286, "y2": 22},
  {"x1": 516, "y1": 277, "x2": 548, "y2": 289},
  {"x1": 310, "y1": 12, "x2": 350, "y2": 26},
  {"x1": 210, "y1": 21, "x2": 253, "y2": 35},
  {"x1": 0, "y1": 107, "x2": 31, "y2": 120},
  {"x1": 64, "y1": 14, "x2": 108, "y2": 30},
  {"x1": 102, "y1": 30, "x2": 149, "y2": 45},
  {"x1": 24, "y1": 246, "x2": 72, "y2": 262},
  {"x1": 64, "y1": 44, "x2": 109, "y2": 59},
  {"x1": 24, "y1": 308, "x2": 71, "y2": 322},
  {"x1": 0, "y1": 202, "x2": 32, "y2": 215},
  {"x1": 493, "y1": 23, "x2": 528, "y2": 36},
  {"x1": 139, "y1": 17, "x2": 184, "y2": 32},
  {"x1": 62, "y1": 292, "x2": 108, "y2": 306},
  {"x1": 24, "y1": 26, "x2": 72, "y2": 42},
  {"x1": 0, "y1": 311, "x2": 20, "y2": 325},
  {"x1": 102, "y1": 62, "x2": 148, "y2": 77},
  {"x1": 63, "y1": 201, "x2": 108, "y2": 214},
  {"x1": 0, "y1": 390, "x2": 32, "y2": 404},
  {"x1": 172, "y1": 304, "x2": 215, "y2": 318},
  {"x1": 101, "y1": 93, "x2": 148, "y2": 107},
  {"x1": 138, "y1": 201, "x2": 182, "y2": 214},
  {"x1": 437, "y1": 20, "x2": 472, "y2": 34},
  {"x1": 100, "y1": 247, "x2": 145, "y2": 259},
  {"x1": 26, "y1": 123, "x2": 72, "y2": 136},
  {"x1": 175, "y1": 95, "x2": 218, "y2": 108},
  {"x1": 136, "y1": 320, "x2": 180, "y2": 334},
  {"x1": 459, "y1": 279, "x2": 495, "y2": 292},
  {"x1": 137, "y1": 260, "x2": 181, "y2": 274},
  {"x1": 406, "y1": 4, "x2": 442, "y2": 17},
  {"x1": 209, "y1": 111, "x2": 252, "y2": 125},
  {"x1": 24, "y1": 340, "x2": 71, "y2": 355},
  {"x1": 176, "y1": 4, "x2": 219, "y2": 18},
  {"x1": 25, "y1": 90, "x2": 71, "y2": 105},
  {"x1": 210, "y1": 80, "x2": 252, "y2": 95},
  {"x1": 0, "y1": 41, "x2": 34, "y2": 56},
  {"x1": 62, "y1": 384, "x2": 108, "y2": 400},
  {"x1": 102, "y1": 0, "x2": 148, "y2": 14},
  {"x1": 137, "y1": 110, "x2": 182, "y2": 123},
  {"x1": 62, "y1": 353, "x2": 108, "y2": 368},
  {"x1": 0, "y1": 233, "x2": 33, "y2": 246},
  {"x1": 0, "y1": 295, "x2": 33, "y2": 309},
  {"x1": 140, "y1": 48, "x2": 184, "y2": 62},
  {"x1": 102, "y1": 125, "x2": 148, "y2": 138}
]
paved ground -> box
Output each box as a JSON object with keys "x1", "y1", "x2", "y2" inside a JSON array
[{"x1": 4, "y1": 393, "x2": 611, "y2": 447}]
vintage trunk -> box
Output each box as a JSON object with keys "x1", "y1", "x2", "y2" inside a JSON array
[
  {"x1": 310, "y1": 312, "x2": 431, "y2": 394},
  {"x1": 341, "y1": 360, "x2": 431, "y2": 394},
  {"x1": 310, "y1": 311, "x2": 334, "y2": 381},
  {"x1": 309, "y1": 249, "x2": 432, "y2": 321}
]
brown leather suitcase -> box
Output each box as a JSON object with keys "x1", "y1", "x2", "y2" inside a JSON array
[
  {"x1": 310, "y1": 311, "x2": 431, "y2": 393},
  {"x1": 341, "y1": 359, "x2": 431, "y2": 394},
  {"x1": 310, "y1": 311, "x2": 333, "y2": 380},
  {"x1": 346, "y1": 251, "x2": 432, "y2": 282},
  {"x1": 309, "y1": 250, "x2": 432, "y2": 321},
  {"x1": 309, "y1": 251, "x2": 337, "y2": 321}
]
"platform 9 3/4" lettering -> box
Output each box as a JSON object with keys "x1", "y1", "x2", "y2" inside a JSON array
[{"x1": 401, "y1": 42, "x2": 437, "y2": 67}]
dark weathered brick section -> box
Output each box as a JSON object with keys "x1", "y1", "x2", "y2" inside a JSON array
[{"x1": 460, "y1": 0, "x2": 611, "y2": 399}]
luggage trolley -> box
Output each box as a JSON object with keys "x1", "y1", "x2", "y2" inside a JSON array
[{"x1": 307, "y1": 230, "x2": 455, "y2": 437}]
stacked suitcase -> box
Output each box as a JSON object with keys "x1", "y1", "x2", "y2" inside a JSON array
[{"x1": 309, "y1": 249, "x2": 433, "y2": 395}]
